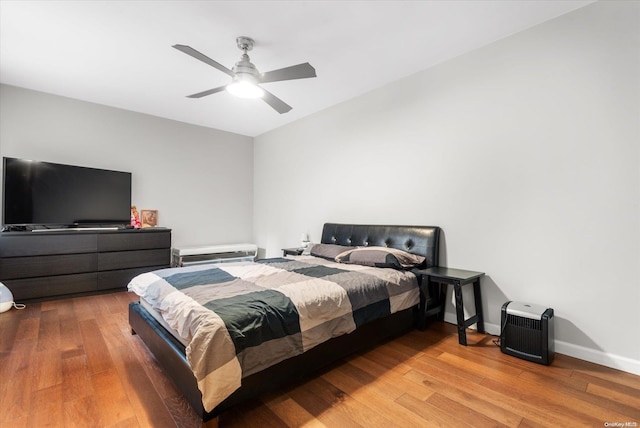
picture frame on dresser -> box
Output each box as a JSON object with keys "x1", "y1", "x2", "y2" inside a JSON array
[{"x1": 141, "y1": 210, "x2": 158, "y2": 228}]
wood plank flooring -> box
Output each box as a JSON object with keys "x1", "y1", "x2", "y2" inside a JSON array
[{"x1": 1, "y1": 291, "x2": 638, "y2": 427}]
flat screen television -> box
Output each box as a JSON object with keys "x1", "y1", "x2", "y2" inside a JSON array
[{"x1": 2, "y1": 157, "x2": 132, "y2": 230}]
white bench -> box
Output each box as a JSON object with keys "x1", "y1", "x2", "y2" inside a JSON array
[{"x1": 171, "y1": 243, "x2": 257, "y2": 267}]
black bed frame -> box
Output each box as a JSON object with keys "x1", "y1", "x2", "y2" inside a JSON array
[{"x1": 129, "y1": 223, "x2": 441, "y2": 425}]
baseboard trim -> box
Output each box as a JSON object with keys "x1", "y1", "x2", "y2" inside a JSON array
[
  {"x1": 553, "y1": 340, "x2": 640, "y2": 376},
  {"x1": 443, "y1": 315, "x2": 640, "y2": 376}
]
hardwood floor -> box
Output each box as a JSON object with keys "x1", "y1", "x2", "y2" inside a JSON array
[{"x1": 1, "y1": 291, "x2": 638, "y2": 427}]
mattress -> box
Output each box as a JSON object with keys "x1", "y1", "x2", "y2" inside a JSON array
[{"x1": 139, "y1": 297, "x2": 187, "y2": 346}]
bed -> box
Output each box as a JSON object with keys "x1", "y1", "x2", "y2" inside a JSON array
[{"x1": 128, "y1": 223, "x2": 441, "y2": 427}]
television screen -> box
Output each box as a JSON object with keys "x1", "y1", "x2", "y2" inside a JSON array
[{"x1": 2, "y1": 157, "x2": 132, "y2": 228}]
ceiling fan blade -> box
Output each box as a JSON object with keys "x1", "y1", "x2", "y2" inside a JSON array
[
  {"x1": 173, "y1": 44, "x2": 235, "y2": 77},
  {"x1": 261, "y1": 88, "x2": 292, "y2": 114},
  {"x1": 259, "y1": 63, "x2": 316, "y2": 84},
  {"x1": 186, "y1": 86, "x2": 227, "y2": 98}
]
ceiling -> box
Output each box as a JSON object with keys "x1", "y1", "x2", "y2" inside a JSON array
[{"x1": 0, "y1": 0, "x2": 594, "y2": 137}]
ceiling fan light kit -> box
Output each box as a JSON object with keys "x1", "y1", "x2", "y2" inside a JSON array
[
  {"x1": 173, "y1": 36, "x2": 316, "y2": 113},
  {"x1": 226, "y1": 79, "x2": 264, "y2": 99}
]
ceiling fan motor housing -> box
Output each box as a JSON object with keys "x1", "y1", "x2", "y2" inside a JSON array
[
  {"x1": 233, "y1": 37, "x2": 260, "y2": 81},
  {"x1": 233, "y1": 54, "x2": 260, "y2": 80}
]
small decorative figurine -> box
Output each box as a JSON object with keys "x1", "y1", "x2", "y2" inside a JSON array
[{"x1": 131, "y1": 205, "x2": 142, "y2": 228}]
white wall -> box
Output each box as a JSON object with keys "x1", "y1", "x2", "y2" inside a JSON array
[
  {"x1": 254, "y1": 1, "x2": 640, "y2": 373},
  {"x1": 0, "y1": 84, "x2": 254, "y2": 248}
]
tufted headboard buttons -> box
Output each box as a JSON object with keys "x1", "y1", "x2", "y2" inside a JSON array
[
  {"x1": 405, "y1": 239, "x2": 415, "y2": 251},
  {"x1": 320, "y1": 223, "x2": 441, "y2": 268}
]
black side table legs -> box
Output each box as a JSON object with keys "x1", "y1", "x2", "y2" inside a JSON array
[
  {"x1": 417, "y1": 267, "x2": 485, "y2": 346},
  {"x1": 453, "y1": 278, "x2": 484, "y2": 345}
]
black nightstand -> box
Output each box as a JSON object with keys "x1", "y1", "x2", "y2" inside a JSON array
[
  {"x1": 416, "y1": 267, "x2": 485, "y2": 346},
  {"x1": 282, "y1": 247, "x2": 304, "y2": 256}
]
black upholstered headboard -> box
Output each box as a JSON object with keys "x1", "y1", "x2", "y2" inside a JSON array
[{"x1": 320, "y1": 223, "x2": 440, "y2": 268}]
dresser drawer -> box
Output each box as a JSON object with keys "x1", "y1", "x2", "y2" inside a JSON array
[
  {"x1": 6, "y1": 273, "x2": 97, "y2": 300},
  {"x1": 98, "y1": 248, "x2": 170, "y2": 271},
  {"x1": 0, "y1": 233, "x2": 97, "y2": 257},
  {"x1": 0, "y1": 253, "x2": 97, "y2": 279},
  {"x1": 97, "y1": 265, "x2": 168, "y2": 290},
  {"x1": 98, "y1": 230, "x2": 171, "y2": 252}
]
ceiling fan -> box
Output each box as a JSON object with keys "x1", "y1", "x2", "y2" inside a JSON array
[{"x1": 173, "y1": 36, "x2": 316, "y2": 114}]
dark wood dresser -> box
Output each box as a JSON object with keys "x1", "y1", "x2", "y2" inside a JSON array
[{"x1": 0, "y1": 228, "x2": 171, "y2": 301}]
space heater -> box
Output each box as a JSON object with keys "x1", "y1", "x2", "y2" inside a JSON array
[{"x1": 500, "y1": 301, "x2": 554, "y2": 365}]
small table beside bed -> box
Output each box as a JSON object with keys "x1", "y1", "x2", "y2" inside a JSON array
[{"x1": 128, "y1": 222, "x2": 441, "y2": 427}]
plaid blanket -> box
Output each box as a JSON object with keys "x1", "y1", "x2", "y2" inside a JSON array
[{"x1": 128, "y1": 255, "x2": 420, "y2": 412}]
